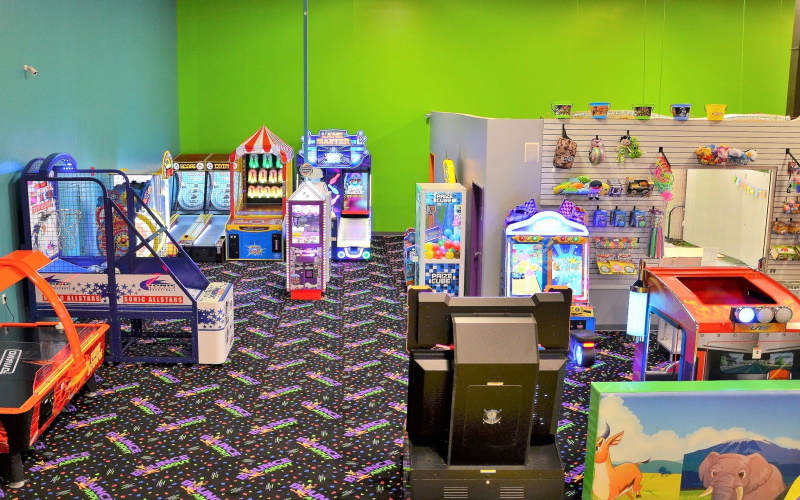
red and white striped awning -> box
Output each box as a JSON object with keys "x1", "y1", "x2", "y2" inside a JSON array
[{"x1": 229, "y1": 126, "x2": 295, "y2": 165}]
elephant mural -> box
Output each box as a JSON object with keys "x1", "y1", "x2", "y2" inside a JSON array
[{"x1": 697, "y1": 451, "x2": 785, "y2": 500}]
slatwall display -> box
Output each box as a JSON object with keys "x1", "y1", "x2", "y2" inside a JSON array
[{"x1": 540, "y1": 117, "x2": 800, "y2": 293}]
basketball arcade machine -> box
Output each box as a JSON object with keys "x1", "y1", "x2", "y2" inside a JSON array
[
  {"x1": 20, "y1": 153, "x2": 234, "y2": 364},
  {"x1": 169, "y1": 152, "x2": 234, "y2": 262},
  {"x1": 227, "y1": 126, "x2": 294, "y2": 261},
  {"x1": 503, "y1": 210, "x2": 599, "y2": 366},
  {"x1": 298, "y1": 129, "x2": 372, "y2": 261}
]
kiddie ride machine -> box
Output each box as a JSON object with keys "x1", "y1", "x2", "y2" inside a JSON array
[
  {"x1": 21, "y1": 153, "x2": 234, "y2": 364},
  {"x1": 627, "y1": 263, "x2": 800, "y2": 381},
  {"x1": 227, "y1": 126, "x2": 294, "y2": 261},
  {"x1": 298, "y1": 129, "x2": 372, "y2": 261},
  {"x1": 403, "y1": 286, "x2": 573, "y2": 499},
  {"x1": 503, "y1": 203, "x2": 599, "y2": 367},
  {"x1": 0, "y1": 250, "x2": 107, "y2": 487},
  {"x1": 168, "y1": 152, "x2": 235, "y2": 262}
]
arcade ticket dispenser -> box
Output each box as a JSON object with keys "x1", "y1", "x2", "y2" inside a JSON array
[
  {"x1": 286, "y1": 181, "x2": 331, "y2": 300},
  {"x1": 227, "y1": 126, "x2": 294, "y2": 261},
  {"x1": 414, "y1": 183, "x2": 466, "y2": 296}
]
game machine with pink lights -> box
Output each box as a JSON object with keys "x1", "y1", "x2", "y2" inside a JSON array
[
  {"x1": 298, "y1": 129, "x2": 372, "y2": 261},
  {"x1": 227, "y1": 126, "x2": 294, "y2": 261},
  {"x1": 503, "y1": 206, "x2": 599, "y2": 366},
  {"x1": 626, "y1": 263, "x2": 800, "y2": 381},
  {"x1": 414, "y1": 183, "x2": 467, "y2": 296},
  {"x1": 286, "y1": 176, "x2": 331, "y2": 300}
]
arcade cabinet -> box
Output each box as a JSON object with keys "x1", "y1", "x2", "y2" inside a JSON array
[
  {"x1": 414, "y1": 183, "x2": 467, "y2": 296},
  {"x1": 169, "y1": 153, "x2": 233, "y2": 262},
  {"x1": 503, "y1": 209, "x2": 599, "y2": 367},
  {"x1": 404, "y1": 286, "x2": 572, "y2": 499},
  {"x1": 297, "y1": 129, "x2": 372, "y2": 261},
  {"x1": 286, "y1": 181, "x2": 331, "y2": 300},
  {"x1": 628, "y1": 263, "x2": 800, "y2": 381},
  {"x1": 0, "y1": 250, "x2": 107, "y2": 487},
  {"x1": 227, "y1": 126, "x2": 294, "y2": 261}
]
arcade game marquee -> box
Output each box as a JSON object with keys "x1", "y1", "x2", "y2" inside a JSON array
[
  {"x1": 298, "y1": 129, "x2": 372, "y2": 260},
  {"x1": 627, "y1": 263, "x2": 800, "y2": 381},
  {"x1": 168, "y1": 152, "x2": 236, "y2": 262},
  {"x1": 227, "y1": 126, "x2": 294, "y2": 261},
  {"x1": 503, "y1": 207, "x2": 599, "y2": 367},
  {"x1": 0, "y1": 250, "x2": 107, "y2": 487}
]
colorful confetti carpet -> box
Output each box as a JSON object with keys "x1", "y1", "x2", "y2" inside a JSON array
[{"x1": 4, "y1": 235, "x2": 668, "y2": 499}]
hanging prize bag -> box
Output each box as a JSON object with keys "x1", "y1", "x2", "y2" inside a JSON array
[{"x1": 553, "y1": 124, "x2": 577, "y2": 169}]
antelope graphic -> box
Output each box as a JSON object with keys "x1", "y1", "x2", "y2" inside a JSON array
[{"x1": 592, "y1": 424, "x2": 650, "y2": 500}]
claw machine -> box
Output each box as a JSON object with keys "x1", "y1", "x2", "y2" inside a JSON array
[
  {"x1": 227, "y1": 126, "x2": 294, "y2": 260},
  {"x1": 286, "y1": 179, "x2": 331, "y2": 300},
  {"x1": 414, "y1": 183, "x2": 466, "y2": 296}
]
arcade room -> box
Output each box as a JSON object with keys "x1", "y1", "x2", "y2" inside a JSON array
[{"x1": 4, "y1": 1, "x2": 800, "y2": 499}]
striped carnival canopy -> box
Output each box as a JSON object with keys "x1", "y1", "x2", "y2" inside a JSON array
[{"x1": 229, "y1": 126, "x2": 295, "y2": 165}]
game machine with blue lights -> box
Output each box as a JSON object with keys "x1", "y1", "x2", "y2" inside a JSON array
[
  {"x1": 503, "y1": 205, "x2": 599, "y2": 367},
  {"x1": 20, "y1": 153, "x2": 234, "y2": 365},
  {"x1": 298, "y1": 129, "x2": 372, "y2": 261},
  {"x1": 414, "y1": 183, "x2": 467, "y2": 296},
  {"x1": 227, "y1": 126, "x2": 294, "y2": 261},
  {"x1": 286, "y1": 175, "x2": 331, "y2": 300},
  {"x1": 168, "y1": 152, "x2": 236, "y2": 262},
  {"x1": 626, "y1": 263, "x2": 800, "y2": 381}
]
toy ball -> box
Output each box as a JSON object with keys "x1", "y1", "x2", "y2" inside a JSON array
[
  {"x1": 589, "y1": 147, "x2": 605, "y2": 165},
  {"x1": 424, "y1": 242, "x2": 433, "y2": 250},
  {"x1": 425, "y1": 250, "x2": 434, "y2": 259},
  {"x1": 439, "y1": 239, "x2": 445, "y2": 247},
  {"x1": 446, "y1": 251, "x2": 454, "y2": 259},
  {"x1": 451, "y1": 233, "x2": 460, "y2": 242},
  {"x1": 444, "y1": 228, "x2": 452, "y2": 237},
  {"x1": 453, "y1": 242, "x2": 460, "y2": 251},
  {"x1": 444, "y1": 239, "x2": 453, "y2": 249}
]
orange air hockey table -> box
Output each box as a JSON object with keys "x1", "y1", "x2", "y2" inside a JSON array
[
  {"x1": 0, "y1": 251, "x2": 106, "y2": 487},
  {"x1": 632, "y1": 266, "x2": 800, "y2": 382}
]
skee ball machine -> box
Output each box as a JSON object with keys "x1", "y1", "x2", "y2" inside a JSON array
[
  {"x1": 628, "y1": 264, "x2": 800, "y2": 381},
  {"x1": 414, "y1": 183, "x2": 467, "y2": 296},
  {"x1": 503, "y1": 209, "x2": 599, "y2": 367},
  {"x1": 0, "y1": 250, "x2": 107, "y2": 487},
  {"x1": 403, "y1": 286, "x2": 572, "y2": 499},
  {"x1": 227, "y1": 126, "x2": 294, "y2": 261},
  {"x1": 286, "y1": 180, "x2": 331, "y2": 300},
  {"x1": 298, "y1": 129, "x2": 372, "y2": 260}
]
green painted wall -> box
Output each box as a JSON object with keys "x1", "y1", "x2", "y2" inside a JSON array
[
  {"x1": 0, "y1": 1, "x2": 179, "y2": 321},
  {"x1": 168, "y1": 2, "x2": 798, "y2": 234}
]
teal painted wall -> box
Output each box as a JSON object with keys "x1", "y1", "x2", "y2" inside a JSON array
[
  {"x1": 177, "y1": 0, "x2": 793, "y2": 233},
  {"x1": 0, "y1": 1, "x2": 179, "y2": 321}
]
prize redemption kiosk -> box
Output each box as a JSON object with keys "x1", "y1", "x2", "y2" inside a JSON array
[
  {"x1": 503, "y1": 210, "x2": 599, "y2": 367},
  {"x1": 169, "y1": 153, "x2": 236, "y2": 262},
  {"x1": 286, "y1": 181, "x2": 331, "y2": 300},
  {"x1": 297, "y1": 129, "x2": 372, "y2": 261},
  {"x1": 414, "y1": 184, "x2": 467, "y2": 296},
  {"x1": 628, "y1": 264, "x2": 800, "y2": 381},
  {"x1": 0, "y1": 250, "x2": 107, "y2": 487},
  {"x1": 227, "y1": 126, "x2": 294, "y2": 261},
  {"x1": 404, "y1": 286, "x2": 572, "y2": 499}
]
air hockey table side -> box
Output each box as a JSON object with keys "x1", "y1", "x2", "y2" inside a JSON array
[{"x1": 0, "y1": 250, "x2": 107, "y2": 487}]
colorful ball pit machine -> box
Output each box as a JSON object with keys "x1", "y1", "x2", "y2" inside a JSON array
[
  {"x1": 503, "y1": 209, "x2": 599, "y2": 366},
  {"x1": 414, "y1": 183, "x2": 466, "y2": 296}
]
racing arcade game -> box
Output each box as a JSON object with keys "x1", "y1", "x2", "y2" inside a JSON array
[{"x1": 404, "y1": 286, "x2": 572, "y2": 499}]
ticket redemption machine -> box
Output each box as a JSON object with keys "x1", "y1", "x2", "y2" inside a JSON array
[
  {"x1": 227, "y1": 126, "x2": 294, "y2": 261},
  {"x1": 286, "y1": 180, "x2": 331, "y2": 300},
  {"x1": 169, "y1": 153, "x2": 233, "y2": 261},
  {"x1": 404, "y1": 286, "x2": 571, "y2": 499},
  {"x1": 628, "y1": 265, "x2": 800, "y2": 381},
  {"x1": 414, "y1": 183, "x2": 467, "y2": 296},
  {"x1": 0, "y1": 250, "x2": 107, "y2": 487},
  {"x1": 503, "y1": 211, "x2": 598, "y2": 366},
  {"x1": 298, "y1": 129, "x2": 372, "y2": 260}
]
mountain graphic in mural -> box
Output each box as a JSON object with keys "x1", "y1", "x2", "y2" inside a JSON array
[{"x1": 681, "y1": 439, "x2": 800, "y2": 489}]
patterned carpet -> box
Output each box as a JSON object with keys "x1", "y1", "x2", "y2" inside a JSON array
[{"x1": 2, "y1": 235, "x2": 667, "y2": 499}]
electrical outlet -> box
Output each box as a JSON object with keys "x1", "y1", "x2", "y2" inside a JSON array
[{"x1": 1, "y1": 294, "x2": 5, "y2": 305}]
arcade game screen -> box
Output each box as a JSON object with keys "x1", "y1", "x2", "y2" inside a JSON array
[
  {"x1": 342, "y1": 172, "x2": 369, "y2": 213},
  {"x1": 550, "y1": 243, "x2": 585, "y2": 297},
  {"x1": 509, "y1": 243, "x2": 545, "y2": 295}
]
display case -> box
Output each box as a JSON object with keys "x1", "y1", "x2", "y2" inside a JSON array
[
  {"x1": 227, "y1": 126, "x2": 294, "y2": 260},
  {"x1": 414, "y1": 183, "x2": 466, "y2": 296},
  {"x1": 286, "y1": 181, "x2": 331, "y2": 300}
]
